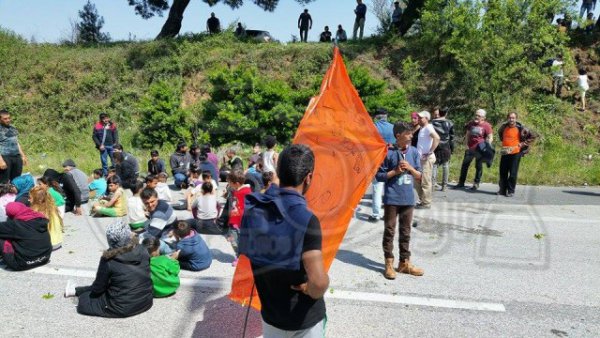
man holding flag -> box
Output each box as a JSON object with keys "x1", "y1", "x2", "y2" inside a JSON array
[{"x1": 239, "y1": 144, "x2": 329, "y2": 337}]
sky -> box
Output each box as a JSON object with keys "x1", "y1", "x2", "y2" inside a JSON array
[{"x1": 0, "y1": 0, "x2": 383, "y2": 43}]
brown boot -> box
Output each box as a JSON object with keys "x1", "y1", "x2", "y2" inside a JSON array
[
  {"x1": 396, "y1": 259, "x2": 424, "y2": 276},
  {"x1": 384, "y1": 258, "x2": 397, "y2": 280}
]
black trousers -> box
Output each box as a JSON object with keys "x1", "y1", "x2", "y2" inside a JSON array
[
  {"x1": 458, "y1": 149, "x2": 484, "y2": 185},
  {"x1": 299, "y1": 28, "x2": 309, "y2": 42},
  {"x1": 76, "y1": 286, "x2": 114, "y2": 318},
  {"x1": 0, "y1": 155, "x2": 23, "y2": 184},
  {"x1": 499, "y1": 153, "x2": 522, "y2": 195}
]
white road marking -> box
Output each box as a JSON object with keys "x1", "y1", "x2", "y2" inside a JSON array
[
  {"x1": 29, "y1": 266, "x2": 505, "y2": 312},
  {"x1": 326, "y1": 289, "x2": 506, "y2": 312}
]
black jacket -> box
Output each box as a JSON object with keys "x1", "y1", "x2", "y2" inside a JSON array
[
  {"x1": 0, "y1": 217, "x2": 52, "y2": 271},
  {"x1": 44, "y1": 169, "x2": 81, "y2": 207},
  {"x1": 116, "y1": 160, "x2": 137, "y2": 190},
  {"x1": 431, "y1": 118, "x2": 455, "y2": 152},
  {"x1": 89, "y1": 243, "x2": 153, "y2": 318}
]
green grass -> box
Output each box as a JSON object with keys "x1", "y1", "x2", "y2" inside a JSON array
[{"x1": 1, "y1": 30, "x2": 598, "y2": 185}]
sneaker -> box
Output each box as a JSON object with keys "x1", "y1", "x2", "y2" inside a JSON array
[
  {"x1": 64, "y1": 280, "x2": 77, "y2": 298},
  {"x1": 231, "y1": 257, "x2": 239, "y2": 267},
  {"x1": 470, "y1": 183, "x2": 479, "y2": 191},
  {"x1": 496, "y1": 191, "x2": 505, "y2": 196},
  {"x1": 506, "y1": 192, "x2": 514, "y2": 197},
  {"x1": 396, "y1": 260, "x2": 424, "y2": 276},
  {"x1": 440, "y1": 185, "x2": 447, "y2": 192},
  {"x1": 368, "y1": 215, "x2": 379, "y2": 222},
  {"x1": 452, "y1": 184, "x2": 465, "y2": 189}
]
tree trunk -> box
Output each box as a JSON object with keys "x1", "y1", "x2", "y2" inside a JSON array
[
  {"x1": 156, "y1": 0, "x2": 191, "y2": 39},
  {"x1": 399, "y1": 0, "x2": 425, "y2": 36}
]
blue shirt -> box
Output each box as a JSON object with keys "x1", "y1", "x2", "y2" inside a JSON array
[
  {"x1": 88, "y1": 178, "x2": 107, "y2": 197},
  {"x1": 375, "y1": 119, "x2": 395, "y2": 145},
  {"x1": 0, "y1": 125, "x2": 20, "y2": 156},
  {"x1": 355, "y1": 3, "x2": 367, "y2": 19},
  {"x1": 376, "y1": 145, "x2": 422, "y2": 206}
]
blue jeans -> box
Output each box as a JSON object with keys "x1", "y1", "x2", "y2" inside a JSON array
[
  {"x1": 99, "y1": 146, "x2": 114, "y2": 177},
  {"x1": 174, "y1": 173, "x2": 187, "y2": 188},
  {"x1": 371, "y1": 178, "x2": 384, "y2": 218}
]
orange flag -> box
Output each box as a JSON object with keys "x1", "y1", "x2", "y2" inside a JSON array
[{"x1": 228, "y1": 46, "x2": 387, "y2": 310}]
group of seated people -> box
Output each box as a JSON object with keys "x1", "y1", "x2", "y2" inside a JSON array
[
  {"x1": 319, "y1": 24, "x2": 348, "y2": 42},
  {"x1": 0, "y1": 137, "x2": 280, "y2": 318}
]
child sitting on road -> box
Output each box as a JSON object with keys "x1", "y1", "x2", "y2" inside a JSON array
[
  {"x1": 0, "y1": 183, "x2": 16, "y2": 222},
  {"x1": 142, "y1": 236, "x2": 180, "y2": 298},
  {"x1": 91, "y1": 176, "x2": 127, "y2": 217},
  {"x1": 155, "y1": 172, "x2": 173, "y2": 202},
  {"x1": 128, "y1": 180, "x2": 147, "y2": 231},
  {"x1": 88, "y1": 168, "x2": 107, "y2": 199},
  {"x1": 171, "y1": 221, "x2": 212, "y2": 272},
  {"x1": 225, "y1": 170, "x2": 252, "y2": 267}
]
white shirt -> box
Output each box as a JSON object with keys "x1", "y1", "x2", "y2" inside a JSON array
[
  {"x1": 263, "y1": 149, "x2": 276, "y2": 173},
  {"x1": 552, "y1": 60, "x2": 564, "y2": 77},
  {"x1": 578, "y1": 74, "x2": 589, "y2": 91},
  {"x1": 155, "y1": 182, "x2": 173, "y2": 202},
  {"x1": 127, "y1": 196, "x2": 147, "y2": 224},
  {"x1": 192, "y1": 193, "x2": 218, "y2": 220},
  {"x1": 417, "y1": 123, "x2": 436, "y2": 156}
]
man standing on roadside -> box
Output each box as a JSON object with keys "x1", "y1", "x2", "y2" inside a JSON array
[
  {"x1": 298, "y1": 9, "x2": 313, "y2": 43},
  {"x1": 353, "y1": 0, "x2": 367, "y2": 40},
  {"x1": 431, "y1": 107, "x2": 454, "y2": 191},
  {"x1": 415, "y1": 111, "x2": 439, "y2": 209},
  {"x1": 376, "y1": 122, "x2": 424, "y2": 280},
  {"x1": 370, "y1": 108, "x2": 395, "y2": 222},
  {"x1": 497, "y1": 112, "x2": 536, "y2": 197},
  {"x1": 0, "y1": 109, "x2": 28, "y2": 184},
  {"x1": 240, "y1": 144, "x2": 329, "y2": 337},
  {"x1": 92, "y1": 112, "x2": 118, "y2": 177},
  {"x1": 454, "y1": 109, "x2": 493, "y2": 190}
]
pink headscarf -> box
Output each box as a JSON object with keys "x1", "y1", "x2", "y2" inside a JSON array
[
  {"x1": 5, "y1": 202, "x2": 47, "y2": 221},
  {"x1": 410, "y1": 112, "x2": 419, "y2": 119}
]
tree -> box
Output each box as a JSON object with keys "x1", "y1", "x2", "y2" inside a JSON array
[
  {"x1": 128, "y1": 0, "x2": 316, "y2": 39},
  {"x1": 370, "y1": 0, "x2": 394, "y2": 34},
  {"x1": 77, "y1": 1, "x2": 110, "y2": 43}
]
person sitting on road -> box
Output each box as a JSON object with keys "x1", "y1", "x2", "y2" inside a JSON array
[
  {"x1": 91, "y1": 176, "x2": 127, "y2": 217},
  {"x1": 44, "y1": 168, "x2": 83, "y2": 215},
  {"x1": 0, "y1": 202, "x2": 52, "y2": 271},
  {"x1": 88, "y1": 168, "x2": 107, "y2": 199},
  {"x1": 0, "y1": 183, "x2": 16, "y2": 222},
  {"x1": 140, "y1": 187, "x2": 178, "y2": 254},
  {"x1": 12, "y1": 173, "x2": 35, "y2": 205},
  {"x1": 171, "y1": 221, "x2": 212, "y2": 272},
  {"x1": 147, "y1": 150, "x2": 166, "y2": 177},
  {"x1": 114, "y1": 152, "x2": 137, "y2": 191},
  {"x1": 142, "y1": 236, "x2": 180, "y2": 298},
  {"x1": 190, "y1": 181, "x2": 221, "y2": 234},
  {"x1": 170, "y1": 142, "x2": 192, "y2": 189},
  {"x1": 37, "y1": 175, "x2": 66, "y2": 218},
  {"x1": 29, "y1": 185, "x2": 63, "y2": 250},
  {"x1": 62, "y1": 159, "x2": 90, "y2": 204},
  {"x1": 155, "y1": 172, "x2": 173, "y2": 202},
  {"x1": 128, "y1": 180, "x2": 147, "y2": 231},
  {"x1": 64, "y1": 221, "x2": 153, "y2": 318}
]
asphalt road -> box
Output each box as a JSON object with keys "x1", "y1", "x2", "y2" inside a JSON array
[{"x1": 1, "y1": 183, "x2": 599, "y2": 338}]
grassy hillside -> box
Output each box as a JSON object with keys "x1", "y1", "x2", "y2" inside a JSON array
[{"x1": 0, "y1": 29, "x2": 598, "y2": 185}]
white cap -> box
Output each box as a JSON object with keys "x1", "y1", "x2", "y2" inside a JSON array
[
  {"x1": 417, "y1": 111, "x2": 431, "y2": 120},
  {"x1": 476, "y1": 109, "x2": 487, "y2": 118}
]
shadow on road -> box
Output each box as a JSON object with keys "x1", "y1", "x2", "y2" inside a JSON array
[
  {"x1": 562, "y1": 190, "x2": 600, "y2": 197},
  {"x1": 191, "y1": 295, "x2": 262, "y2": 338},
  {"x1": 336, "y1": 249, "x2": 383, "y2": 274},
  {"x1": 210, "y1": 249, "x2": 236, "y2": 263}
]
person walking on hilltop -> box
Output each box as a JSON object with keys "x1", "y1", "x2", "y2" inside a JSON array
[
  {"x1": 497, "y1": 112, "x2": 537, "y2": 197},
  {"x1": 353, "y1": 0, "x2": 367, "y2": 40},
  {"x1": 0, "y1": 109, "x2": 28, "y2": 184},
  {"x1": 454, "y1": 109, "x2": 493, "y2": 190},
  {"x1": 431, "y1": 107, "x2": 454, "y2": 191},
  {"x1": 376, "y1": 122, "x2": 424, "y2": 280},
  {"x1": 207, "y1": 12, "x2": 221, "y2": 34},
  {"x1": 391, "y1": 1, "x2": 403, "y2": 33},
  {"x1": 298, "y1": 9, "x2": 313, "y2": 42},
  {"x1": 239, "y1": 144, "x2": 329, "y2": 337},
  {"x1": 92, "y1": 112, "x2": 118, "y2": 177}
]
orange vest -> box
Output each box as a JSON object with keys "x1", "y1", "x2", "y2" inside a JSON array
[{"x1": 502, "y1": 126, "x2": 520, "y2": 154}]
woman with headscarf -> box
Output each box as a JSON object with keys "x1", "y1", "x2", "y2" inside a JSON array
[
  {"x1": 29, "y1": 185, "x2": 63, "y2": 250},
  {"x1": 11, "y1": 173, "x2": 34, "y2": 205},
  {"x1": 0, "y1": 202, "x2": 52, "y2": 271},
  {"x1": 64, "y1": 221, "x2": 153, "y2": 318}
]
